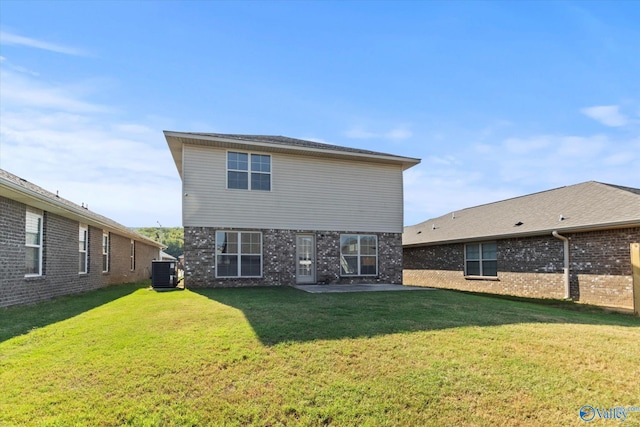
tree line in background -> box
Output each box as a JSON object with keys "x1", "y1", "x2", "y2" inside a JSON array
[{"x1": 135, "y1": 227, "x2": 184, "y2": 258}]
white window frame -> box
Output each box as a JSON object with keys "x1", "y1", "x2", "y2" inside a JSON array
[
  {"x1": 340, "y1": 234, "x2": 378, "y2": 276},
  {"x1": 130, "y1": 240, "x2": 135, "y2": 271},
  {"x1": 25, "y1": 208, "x2": 43, "y2": 277},
  {"x1": 464, "y1": 242, "x2": 498, "y2": 277},
  {"x1": 215, "y1": 231, "x2": 263, "y2": 278},
  {"x1": 226, "y1": 151, "x2": 271, "y2": 191},
  {"x1": 79, "y1": 223, "x2": 88, "y2": 274},
  {"x1": 102, "y1": 232, "x2": 110, "y2": 273}
]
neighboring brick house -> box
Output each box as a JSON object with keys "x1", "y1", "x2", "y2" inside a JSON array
[
  {"x1": 164, "y1": 131, "x2": 420, "y2": 287},
  {"x1": 403, "y1": 182, "x2": 640, "y2": 312},
  {"x1": 0, "y1": 169, "x2": 165, "y2": 308}
]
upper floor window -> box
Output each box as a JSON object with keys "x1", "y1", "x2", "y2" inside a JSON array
[
  {"x1": 25, "y1": 208, "x2": 43, "y2": 276},
  {"x1": 102, "y1": 233, "x2": 110, "y2": 273},
  {"x1": 79, "y1": 224, "x2": 88, "y2": 274},
  {"x1": 465, "y1": 242, "x2": 497, "y2": 277},
  {"x1": 227, "y1": 151, "x2": 271, "y2": 191},
  {"x1": 340, "y1": 234, "x2": 378, "y2": 276}
]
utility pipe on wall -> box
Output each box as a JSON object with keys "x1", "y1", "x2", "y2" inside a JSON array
[{"x1": 552, "y1": 231, "x2": 571, "y2": 300}]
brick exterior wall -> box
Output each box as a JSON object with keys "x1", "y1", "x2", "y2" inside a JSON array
[
  {"x1": 183, "y1": 227, "x2": 403, "y2": 287},
  {"x1": 403, "y1": 228, "x2": 640, "y2": 311},
  {"x1": 0, "y1": 196, "x2": 161, "y2": 308}
]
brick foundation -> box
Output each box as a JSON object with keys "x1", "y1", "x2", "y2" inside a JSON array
[{"x1": 184, "y1": 227, "x2": 402, "y2": 287}]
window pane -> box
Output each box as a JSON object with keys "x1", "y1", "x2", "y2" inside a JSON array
[
  {"x1": 241, "y1": 255, "x2": 261, "y2": 276},
  {"x1": 482, "y1": 260, "x2": 497, "y2": 276},
  {"x1": 341, "y1": 256, "x2": 358, "y2": 275},
  {"x1": 360, "y1": 236, "x2": 377, "y2": 255},
  {"x1": 251, "y1": 173, "x2": 271, "y2": 191},
  {"x1": 217, "y1": 255, "x2": 238, "y2": 277},
  {"x1": 216, "y1": 232, "x2": 238, "y2": 254},
  {"x1": 361, "y1": 256, "x2": 377, "y2": 275},
  {"x1": 482, "y1": 243, "x2": 497, "y2": 260},
  {"x1": 228, "y1": 152, "x2": 248, "y2": 170},
  {"x1": 103, "y1": 254, "x2": 108, "y2": 272},
  {"x1": 251, "y1": 154, "x2": 271, "y2": 172},
  {"x1": 466, "y1": 244, "x2": 480, "y2": 260},
  {"x1": 241, "y1": 233, "x2": 261, "y2": 254},
  {"x1": 25, "y1": 247, "x2": 39, "y2": 275},
  {"x1": 340, "y1": 235, "x2": 358, "y2": 255},
  {"x1": 79, "y1": 253, "x2": 87, "y2": 273},
  {"x1": 466, "y1": 260, "x2": 480, "y2": 276},
  {"x1": 228, "y1": 171, "x2": 248, "y2": 189},
  {"x1": 26, "y1": 213, "x2": 41, "y2": 245}
]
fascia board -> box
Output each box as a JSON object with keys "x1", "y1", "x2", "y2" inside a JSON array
[{"x1": 164, "y1": 131, "x2": 421, "y2": 171}]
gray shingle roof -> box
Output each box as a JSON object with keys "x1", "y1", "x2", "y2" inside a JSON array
[
  {"x1": 403, "y1": 181, "x2": 640, "y2": 247},
  {"x1": 164, "y1": 131, "x2": 421, "y2": 177},
  {"x1": 0, "y1": 168, "x2": 164, "y2": 248}
]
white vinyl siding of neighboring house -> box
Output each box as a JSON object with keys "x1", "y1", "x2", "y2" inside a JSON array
[{"x1": 182, "y1": 144, "x2": 405, "y2": 232}]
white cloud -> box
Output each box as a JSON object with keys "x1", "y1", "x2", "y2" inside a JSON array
[
  {"x1": 0, "y1": 64, "x2": 181, "y2": 226},
  {"x1": 344, "y1": 125, "x2": 412, "y2": 141},
  {"x1": 0, "y1": 31, "x2": 88, "y2": 56},
  {"x1": 0, "y1": 70, "x2": 112, "y2": 113},
  {"x1": 581, "y1": 105, "x2": 628, "y2": 127}
]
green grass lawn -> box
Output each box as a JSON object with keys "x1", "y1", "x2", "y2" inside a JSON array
[{"x1": 1, "y1": 281, "x2": 639, "y2": 426}]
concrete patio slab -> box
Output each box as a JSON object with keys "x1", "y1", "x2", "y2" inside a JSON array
[{"x1": 292, "y1": 284, "x2": 437, "y2": 293}]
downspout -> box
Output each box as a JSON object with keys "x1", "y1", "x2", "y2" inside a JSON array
[{"x1": 552, "y1": 231, "x2": 571, "y2": 300}]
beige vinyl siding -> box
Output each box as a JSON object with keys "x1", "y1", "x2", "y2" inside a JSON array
[{"x1": 182, "y1": 144, "x2": 404, "y2": 232}]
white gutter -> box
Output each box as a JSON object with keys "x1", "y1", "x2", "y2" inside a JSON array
[{"x1": 552, "y1": 231, "x2": 571, "y2": 300}]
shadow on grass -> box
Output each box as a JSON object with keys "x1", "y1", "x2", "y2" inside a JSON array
[
  {"x1": 193, "y1": 286, "x2": 640, "y2": 346},
  {"x1": 0, "y1": 281, "x2": 148, "y2": 342}
]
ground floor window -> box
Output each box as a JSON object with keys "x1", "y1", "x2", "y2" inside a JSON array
[
  {"x1": 465, "y1": 242, "x2": 497, "y2": 276},
  {"x1": 25, "y1": 208, "x2": 43, "y2": 276},
  {"x1": 102, "y1": 233, "x2": 110, "y2": 272},
  {"x1": 215, "y1": 231, "x2": 262, "y2": 277},
  {"x1": 340, "y1": 234, "x2": 378, "y2": 276},
  {"x1": 79, "y1": 224, "x2": 88, "y2": 274}
]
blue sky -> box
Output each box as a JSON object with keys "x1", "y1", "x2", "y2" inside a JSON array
[{"x1": 1, "y1": 1, "x2": 638, "y2": 227}]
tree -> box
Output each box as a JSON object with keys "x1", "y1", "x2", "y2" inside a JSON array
[{"x1": 135, "y1": 227, "x2": 184, "y2": 258}]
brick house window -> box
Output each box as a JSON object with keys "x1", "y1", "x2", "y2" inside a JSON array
[
  {"x1": 340, "y1": 234, "x2": 378, "y2": 276},
  {"x1": 130, "y1": 240, "x2": 135, "y2": 271},
  {"x1": 465, "y1": 242, "x2": 497, "y2": 277},
  {"x1": 102, "y1": 233, "x2": 110, "y2": 273},
  {"x1": 215, "y1": 231, "x2": 262, "y2": 277},
  {"x1": 25, "y1": 208, "x2": 43, "y2": 276},
  {"x1": 227, "y1": 151, "x2": 271, "y2": 191},
  {"x1": 79, "y1": 224, "x2": 88, "y2": 274}
]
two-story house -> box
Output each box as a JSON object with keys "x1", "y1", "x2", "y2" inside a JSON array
[{"x1": 164, "y1": 132, "x2": 420, "y2": 287}]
